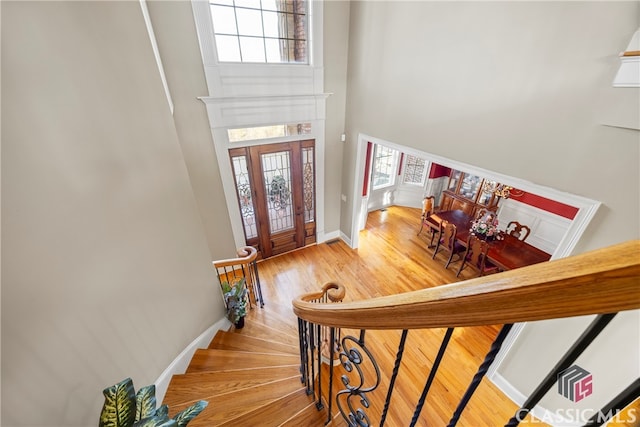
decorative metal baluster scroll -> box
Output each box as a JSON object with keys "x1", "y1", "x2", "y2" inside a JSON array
[{"x1": 335, "y1": 330, "x2": 381, "y2": 426}]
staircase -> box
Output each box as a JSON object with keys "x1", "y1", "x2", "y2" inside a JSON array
[
  {"x1": 160, "y1": 239, "x2": 640, "y2": 426},
  {"x1": 162, "y1": 302, "x2": 337, "y2": 426}
]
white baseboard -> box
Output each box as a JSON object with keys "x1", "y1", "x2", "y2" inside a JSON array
[
  {"x1": 154, "y1": 317, "x2": 231, "y2": 403},
  {"x1": 340, "y1": 231, "x2": 353, "y2": 248},
  {"x1": 490, "y1": 372, "x2": 577, "y2": 426},
  {"x1": 319, "y1": 230, "x2": 341, "y2": 243}
]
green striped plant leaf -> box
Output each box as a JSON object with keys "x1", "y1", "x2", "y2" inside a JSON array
[
  {"x1": 172, "y1": 401, "x2": 208, "y2": 427},
  {"x1": 132, "y1": 414, "x2": 176, "y2": 427},
  {"x1": 155, "y1": 405, "x2": 169, "y2": 419},
  {"x1": 99, "y1": 378, "x2": 136, "y2": 427},
  {"x1": 135, "y1": 385, "x2": 157, "y2": 422}
]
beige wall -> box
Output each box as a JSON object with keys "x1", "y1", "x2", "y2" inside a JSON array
[
  {"x1": 146, "y1": 0, "x2": 236, "y2": 260},
  {"x1": 341, "y1": 0, "x2": 639, "y2": 419},
  {"x1": 2, "y1": 0, "x2": 638, "y2": 425},
  {"x1": 342, "y1": 1, "x2": 639, "y2": 250},
  {"x1": 323, "y1": 0, "x2": 351, "y2": 233},
  {"x1": 1, "y1": 1, "x2": 225, "y2": 425}
]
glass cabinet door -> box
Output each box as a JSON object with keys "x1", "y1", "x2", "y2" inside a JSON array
[
  {"x1": 448, "y1": 170, "x2": 462, "y2": 191},
  {"x1": 477, "y1": 181, "x2": 494, "y2": 206},
  {"x1": 459, "y1": 173, "x2": 482, "y2": 200}
]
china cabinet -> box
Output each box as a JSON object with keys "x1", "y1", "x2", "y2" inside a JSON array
[{"x1": 439, "y1": 169, "x2": 500, "y2": 218}]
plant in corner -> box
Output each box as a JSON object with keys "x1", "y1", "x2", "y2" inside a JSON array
[
  {"x1": 221, "y1": 277, "x2": 248, "y2": 328},
  {"x1": 99, "y1": 377, "x2": 207, "y2": 427}
]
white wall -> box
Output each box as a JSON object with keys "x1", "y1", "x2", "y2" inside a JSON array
[
  {"x1": 342, "y1": 1, "x2": 639, "y2": 423},
  {"x1": 1, "y1": 2, "x2": 225, "y2": 425},
  {"x1": 497, "y1": 199, "x2": 572, "y2": 254}
]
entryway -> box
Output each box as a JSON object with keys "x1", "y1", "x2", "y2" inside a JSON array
[{"x1": 229, "y1": 140, "x2": 316, "y2": 258}]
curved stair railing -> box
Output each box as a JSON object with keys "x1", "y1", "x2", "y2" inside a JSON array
[
  {"x1": 298, "y1": 282, "x2": 346, "y2": 418},
  {"x1": 213, "y1": 246, "x2": 264, "y2": 308},
  {"x1": 293, "y1": 240, "x2": 640, "y2": 426}
]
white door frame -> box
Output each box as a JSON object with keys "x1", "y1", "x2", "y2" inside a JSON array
[{"x1": 349, "y1": 132, "x2": 602, "y2": 384}]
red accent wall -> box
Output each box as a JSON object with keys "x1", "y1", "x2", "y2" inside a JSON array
[
  {"x1": 429, "y1": 163, "x2": 451, "y2": 179},
  {"x1": 511, "y1": 191, "x2": 578, "y2": 220},
  {"x1": 428, "y1": 162, "x2": 578, "y2": 219},
  {"x1": 362, "y1": 142, "x2": 373, "y2": 197}
]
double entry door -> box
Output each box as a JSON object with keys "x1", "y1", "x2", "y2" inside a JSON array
[{"x1": 229, "y1": 140, "x2": 316, "y2": 259}]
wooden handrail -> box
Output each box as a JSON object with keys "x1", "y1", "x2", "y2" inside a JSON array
[
  {"x1": 212, "y1": 246, "x2": 257, "y2": 269},
  {"x1": 299, "y1": 281, "x2": 346, "y2": 303},
  {"x1": 293, "y1": 240, "x2": 640, "y2": 329},
  {"x1": 212, "y1": 245, "x2": 264, "y2": 307}
]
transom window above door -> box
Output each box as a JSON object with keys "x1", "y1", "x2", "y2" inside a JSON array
[{"x1": 209, "y1": 0, "x2": 308, "y2": 64}]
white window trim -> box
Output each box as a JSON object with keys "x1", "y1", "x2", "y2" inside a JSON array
[
  {"x1": 401, "y1": 154, "x2": 428, "y2": 187},
  {"x1": 191, "y1": 1, "x2": 329, "y2": 250},
  {"x1": 371, "y1": 145, "x2": 399, "y2": 191}
]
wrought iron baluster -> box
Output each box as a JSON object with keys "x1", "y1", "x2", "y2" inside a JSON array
[
  {"x1": 380, "y1": 329, "x2": 409, "y2": 427},
  {"x1": 223, "y1": 266, "x2": 230, "y2": 284},
  {"x1": 251, "y1": 259, "x2": 264, "y2": 307},
  {"x1": 505, "y1": 313, "x2": 617, "y2": 427},
  {"x1": 335, "y1": 330, "x2": 381, "y2": 426},
  {"x1": 411, "y1": 327, "x2": 455, "y2": 427},
  {"x1": 326, "y1": 326, "x2": 336, "y2": 425},
  {"x1": 298, "y1": 318, "x2": 311, "y2": 392},
  {"x1": 448, "y1": 323, "x2": 513, "y2": 427},
  {"x1": 240, "y1": 264, "x2": 253, "y2": 309},
  {"x1": 316, "y1": 323, "x2": 324, "y2": 410},
  {"x1": 583, "y1": 378, "x2": 640, "y2": 426},
  {"x1": 310, "y1": 321, "x2": 317, "y2": 398}
]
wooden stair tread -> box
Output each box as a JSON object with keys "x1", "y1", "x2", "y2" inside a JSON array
[
  {"x1": 229, "y1": 317, "x2": 299, "y2": 347},
  {"x1": 162, "y1": 365, "x2": 301, "y2": 408},
  {"x1": 171, "y1": 376, "x2": 304, "y2": 426},
  {"x1": 278, "y1": 399, "x2": 332, "y2": 426},
  {"x1": 186, "y1": 348, "x2": 300, "y2": 373},
  {"x1": 210, "y1": 330, "x2": 298, "y2": 354},
  {"x1": 216, "y1": 388, "x2": 315, "y2": 427},
  {"x1": 245, "y1": 301, "x2": 299, "y2": 333},
  {"x1": 280, "y1": 402, "x2": 345, "y2": 426}
]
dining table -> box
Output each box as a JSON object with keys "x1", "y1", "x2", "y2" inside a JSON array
[{"x1": 428, "y1": 210, "x2": 552, "y2": 271}]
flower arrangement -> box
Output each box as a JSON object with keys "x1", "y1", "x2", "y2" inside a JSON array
[{"x1": 470, "y1": 213, "x2": 499, "y2": 239}]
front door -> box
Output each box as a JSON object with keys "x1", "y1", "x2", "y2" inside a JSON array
[{"x1": 229, "y1": 140, "x2": 316, "y2": 258}]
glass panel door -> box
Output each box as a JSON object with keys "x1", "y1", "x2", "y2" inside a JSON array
[
  {"x1": 261, "y1": 150, "x2": 294, "y2": 234},
  {"x1": 229, "y1": 140, "x2": 316, "y2": 258}
]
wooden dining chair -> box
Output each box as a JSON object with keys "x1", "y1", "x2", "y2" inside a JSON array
[
  {"x1": 506, "y1": 221, "x2": 531, "y2": 241},
  {"x1": 432, "y1": 220, "x2": 464, "y2": 269},
  {"x1": 456, "y1": 235, "x2": 499, "y2": 277},
  {"x1": 417, "y1": 196, "x2": 435, "y2": 234},
  {"x1": 474, "y1": 208, "x2": 493, "y2": 221},
  {"x1": 450, "y1": 198, "x2": 474, "y2": 216},
  {"x1": 417, "y1": 196, "x2": 440, "y2": 247}
]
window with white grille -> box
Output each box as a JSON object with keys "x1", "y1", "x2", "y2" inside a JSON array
[{"x1": 209, "y1": 0, "x2": 308, "y2": 64}]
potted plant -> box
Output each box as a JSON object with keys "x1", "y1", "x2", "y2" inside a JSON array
[
  {"x1": 99, "y1": 377, "x2": 207, "y2": 427},
  {"x1": 221, "y1": 278, "x2": 248, "y2": 328}
]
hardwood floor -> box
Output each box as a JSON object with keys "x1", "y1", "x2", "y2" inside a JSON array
[{"x1": 248, "y1": 205, "x2": 549, "y2": 426}]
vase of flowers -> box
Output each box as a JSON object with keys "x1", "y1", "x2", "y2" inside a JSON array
[{"x1": 470, "y1": 213, "x2": 499, "y2": 241}]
